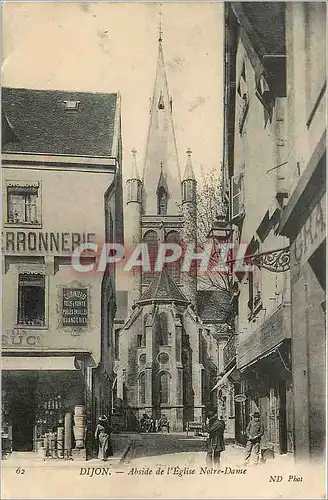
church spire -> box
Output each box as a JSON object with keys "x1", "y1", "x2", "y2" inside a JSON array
[
  {"x1": 142, "y1": 28, "x2": 182, "y2": 216},
  {"x1": 183, "y1": 148, "x2": 196, "y2": 181}
]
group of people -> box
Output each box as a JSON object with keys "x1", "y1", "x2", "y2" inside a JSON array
[
  {"x1": 94, "y1": 411, "x2": 265, "y2": 465},
  {"x1": 206, "y1": 410, "x2": 264, "y2": 467},
  {"x1": 139, "y1": 413, "x2": 170, "y2": 433}
]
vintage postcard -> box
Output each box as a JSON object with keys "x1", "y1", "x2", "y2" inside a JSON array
[{"x1": 1, "y1": 1, "x2": 326, "y2": 499}]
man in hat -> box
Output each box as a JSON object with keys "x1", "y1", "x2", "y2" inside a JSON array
[
  {"x1": 244, "y1": 412, "x2": 264, "y2": 465},
  {"x1": 206, "y1": 412, "x2": 225, "y2": 467}
]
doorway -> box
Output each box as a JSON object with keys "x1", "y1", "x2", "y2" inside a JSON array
[{"x1": 10, "y1": 379, "x2": 36, "y2": 451}]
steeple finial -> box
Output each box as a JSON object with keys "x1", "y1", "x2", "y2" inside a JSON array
[
  {"x1": 130, "y1": 148, "x2": 140, "y2": 180},
  {"x1": 158, "y1": 8, "x2": 163, "y2": 42}
]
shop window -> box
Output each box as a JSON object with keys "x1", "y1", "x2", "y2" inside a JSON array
[
  {"x1": 7, "y1": 182, "x2": 41, "y2": 225},
  {"x1": 166, "y1": 231, "x2": 181, "y2": 282},
  {"x1": 138, "y1": 372, "x2": 146, "y2": 405},
  {"x1": 17, "y1": 273, "x2": 46, "y2": 327},
  {"x1": 159, "y1": 371, "x2": 170, "y2": 404}
]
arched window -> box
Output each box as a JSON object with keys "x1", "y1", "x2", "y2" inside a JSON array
[
  {"x1": 138, "y1": 372, "x2": 146, "y2": 405},
  {"x1": 158, "y1": 312, "x2": 169, "y2": 345},
  {"x1": 158, "y1": 187, "x2": 168, "y2": 216},
  {"x1": 159, "y1": 371, "x2": 170, "y2": 404},
  {"x1": 166, "y1": 231, "x2": 181, "y2": 282},
  {"x1": 139, "y1": 315, "x2": 147, "y2": 347},
  {"x1": 143, "y1": 230, "x2": 158, "y2": 284}
]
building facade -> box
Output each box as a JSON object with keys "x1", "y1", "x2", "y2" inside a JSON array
[
  {"x1": 115, "y1": 34, "x2": 230, "y2": 431},
  {"x1": 222, "y1": 3, "x2": 294, "y2": 454},
  {"x1": 279, "y1": 2, "x2": 326, "y2": 463},
  {"x1": 222, "y1": 2, "x2": 326, "y2": 462},
  {"x1": 2, "y1": 88, "x2": 123, "y2": 458}
]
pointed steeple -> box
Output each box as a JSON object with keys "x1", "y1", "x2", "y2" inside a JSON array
[
  {"x1": 182, "y1": 148, "x2": 197, "y2": 204},
  {"x1": 142, "y1": 32, "x2": 182, "y2": 216},
  {"x1": 183, "y1": 148, "x2": 196, "y2": 181}
]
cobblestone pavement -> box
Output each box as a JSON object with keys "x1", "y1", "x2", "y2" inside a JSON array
[{"x1": 1, "y1": 433, "x2": 325, "y2": 499}]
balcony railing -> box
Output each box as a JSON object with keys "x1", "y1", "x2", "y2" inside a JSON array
[{"x1": 223, "y1": 334, "x2": 236, "y2": 369}]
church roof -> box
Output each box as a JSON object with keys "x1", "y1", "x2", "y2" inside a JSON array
[
  {"x1": 142, "y1": 38, "x2": 182, "y2": 215},
  {"x1": 2, "y1": 87, "x2": 119, "y2": 157},
  {"x1": 136, "y1": 268, "x2": 189, "y2": 306},
  {"x1": 197, "y1": 289, "x2": 231, "y2": 323}
]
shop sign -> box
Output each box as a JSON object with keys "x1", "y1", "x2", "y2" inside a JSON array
[
  {"x1": 62, "y1": 288, "x2": 88, "y2": 327},
  {"x1": 293, "y1": 193, "x2": 326, "y2": 267},
  {"x1": 2, "y1": 328, "x2": 43, "y2": 347}
]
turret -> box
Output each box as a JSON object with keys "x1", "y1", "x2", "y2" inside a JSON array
[
  {"x1": 181, "y1": 149, "x2": 197, "y2": 307},
  {"x1": 125, "y1": 149, "x2": 142, "y2": 309}
]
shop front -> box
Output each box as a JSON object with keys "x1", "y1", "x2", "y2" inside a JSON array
[
  {"x1": 2, "y1": 356, "x2": 89, "y2": 458},
  {"x1": 236, "y1": 304, "x2": 293, "y2": 454},
  {"x1": 239, "y1": 341, "x2": 293, "y2": 454}
]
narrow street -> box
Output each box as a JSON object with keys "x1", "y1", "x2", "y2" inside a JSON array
[{"x1": 3, "y1": 432, "x2": 321, "y2": 500}]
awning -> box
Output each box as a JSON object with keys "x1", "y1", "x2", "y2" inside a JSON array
[
  {"x1": 239, "y1": 341, "x2": 284, "y2": 372},
  {"x1": 211, "y1": 364, "x2": 236, "y2": 391},
  {"x1": 2, "y1": 356, "x2": 78, "y2": 371}
]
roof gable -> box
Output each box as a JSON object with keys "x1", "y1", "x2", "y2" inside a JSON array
[{"x1": 136, "y1": 268, "x2": 188, "y2": 306}]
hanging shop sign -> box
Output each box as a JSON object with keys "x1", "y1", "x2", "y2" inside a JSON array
[
  {"x1": 234, "y1": 394, "x2": 247, "y2": 403},
  {"x1": 62, "y1": 288, "x2": 88, "y2": 327}
]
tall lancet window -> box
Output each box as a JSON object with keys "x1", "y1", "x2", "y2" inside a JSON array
[
  {"x1": 158, "y1": 187, "x2": 168, "y2": 216},
  {"x1": 166, "y1": 231, "x2": 181, "y2": 282},
  {"x1": 138, "y1": 372, "x2": 146, "y2": 405},
  {"x1": 159, "y1": 371, "x2": 170, "y2": 404},
  {"x1": 143, "y1": 230, "x2": 158, "y2": 284},
  {"x1": 158, "y1": 312, "x2": 169, "y2": 346}
]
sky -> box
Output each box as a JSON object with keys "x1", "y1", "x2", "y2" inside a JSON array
[{"x1": 2, "y1": 2, "x2": 224, "y2": 182}]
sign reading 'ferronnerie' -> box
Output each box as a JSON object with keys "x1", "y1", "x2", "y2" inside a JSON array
[{"x1": 62, "y1": 288, "x2": 88, "y2": 327}]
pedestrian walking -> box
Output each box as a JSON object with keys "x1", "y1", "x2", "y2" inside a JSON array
[
  {"x1": 95, "y1": 415, "x2": 113, "y2": 461},
  {"x1": 206, "y1": 413, "x2": 225, "y2": 467},
  {"x1": 244, "y1": 412, "x2": 264, "y2": 465}
]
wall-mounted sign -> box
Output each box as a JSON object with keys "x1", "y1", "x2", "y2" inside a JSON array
[
  {"x1": 3, "y1": 231, "x2": 96, "y2": 254},
  {"x1": 62, "y1": 288, "x2": 88, "y2": 327},
  {"x1": 2, "y1": 328, "x2": 44, "y2": 348},
  {"x1": 234, "y1": 394, "x2": 247, "y2": 403}
]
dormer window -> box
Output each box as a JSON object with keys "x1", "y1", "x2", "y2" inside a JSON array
[
  {"x1": 63, "y1": 100, "x2": 80, "y2": 111},
  {"x1": 158, "y1": 91, "x2": 164, "y2": 110},
  {"x1": 158, "y1": 186, "x2": 168, "y2": 215}
]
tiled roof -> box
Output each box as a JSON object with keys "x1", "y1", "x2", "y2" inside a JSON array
[
  {"x1": 2, "y1": 87, "x2": 118, "y2": 156},
  {"x1": 197, "y1": 289, "x2": 231, "y2": 323},
  {"x1": 137, "y1": 268, "x2": 188, "y2": 306}
]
